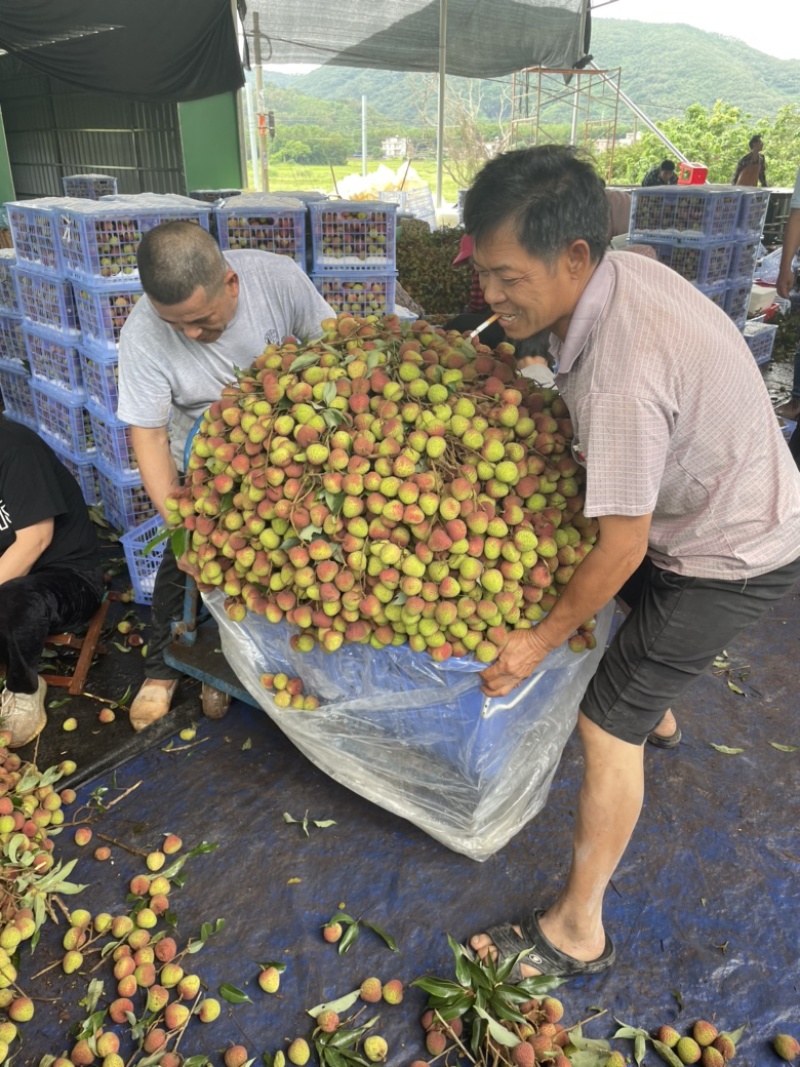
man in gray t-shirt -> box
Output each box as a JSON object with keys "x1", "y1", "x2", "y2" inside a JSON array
[{"x1": 117, "y1": 221, "x2": 333, "y2": 732}]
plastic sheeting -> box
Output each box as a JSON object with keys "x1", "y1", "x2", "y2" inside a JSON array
[
  {"x1": 251, "y1": 0, "x2": 590, "y2": 79},
  {"x1": 0, "y1": 0, "x2": 243, "y2": 102},
  {"x1": 203, "y1": 589, "x2": 613, "y2": 861}
]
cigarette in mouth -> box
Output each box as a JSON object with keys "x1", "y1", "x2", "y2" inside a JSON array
[{"x1": 468, "y1": 312, "x2": 501, "y2": 340}]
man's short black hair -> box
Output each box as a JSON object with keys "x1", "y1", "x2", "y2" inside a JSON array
[
  {"x1": 137, "y1": 220, "x2": 228, "y2": 306},
  {"x1": 462, "y1": 145, "x2": 608, "y2": 267},
  {"x1": 749, "y1": 134, "x2": 763, "y2": 149},
  {"x1": 660, "y1": 160, "x2": 676, "y2": 173}
]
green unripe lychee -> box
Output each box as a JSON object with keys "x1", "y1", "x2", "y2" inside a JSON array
[
  {"x1": 288, "y1": 1038, "x2": 310, "y2": 1065},
  {"x1": 364, "y1": 1036, "x2": 388, "y2": 1062},
  {"x1": 676, "y1": 1037, "x2": 702, "y2": 1064},
  {"x1": 258, "y1": 966, "x2": 280, "y2": 993},
  {"x1": 774, "y1": 1034, "x2": 800, "y2": 1062}
]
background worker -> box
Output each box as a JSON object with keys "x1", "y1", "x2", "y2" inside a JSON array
[
  {"x1": 463, "y1": 145, "x2": 800, "y2": 979},
  {"x1": 117, "y1": 221, "x2": 333, "y2": 733},
  {"x1": 641, "y1": 159, "x2": 677, "y2": 186},
  {"x1": 733, "y1": 134, "x2": 767, "y2": 187},
  {"x1": 0, "y1": 415, "x2": 104, "y2": 748}
]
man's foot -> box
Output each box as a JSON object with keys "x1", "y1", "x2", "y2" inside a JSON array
[
  {"x1": 0, "y1": 677, "x2": 48, "y2": 748},
  {"x1": 469, "y1": 909, "x2": 611, "y2": 979},
  {"x1": 647, "y1": 708, "x2": 681, "y2": 748},
  {"x1": 776, "y1": 398, "x2": 800, "y2": 421},
  {"x1": 129, "y1": 679, "x2": 179, "y2": 733}
]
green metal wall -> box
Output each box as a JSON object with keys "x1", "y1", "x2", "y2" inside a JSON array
[{"x1": 178, "y1": 92, "x2": 244, "y2": 193}]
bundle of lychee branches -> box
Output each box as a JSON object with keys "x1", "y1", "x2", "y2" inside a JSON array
[{"x1": 165, "y1": 312, "x2": 599, "y2": 667}]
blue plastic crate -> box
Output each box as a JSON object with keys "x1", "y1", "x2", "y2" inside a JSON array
[
  {"x1": 744, "y1": 319, "x2": 778, "y2": 365},
  {"x1": 59, "y1": 196, "x2": 211, "y2": 285},
  {"x1": 737, "y1": 188, "x2": 769, "y2": 238},
  {"x1": 0, "y1": 313, "x2": 27, "y2": 368},
  {"x1": 72, "y1": 280, "x2": 143, "y2": 350},
  {"x1": 15, "y1": 267, "x2": 80, "y2": 336},
  {"x1": 309, "y1": 200, "x2": 397, "y2": 271},
  {"x1": 25, "y1": 322, "x2": 84, "y2": 395},
  {"x1": 214, "y1": 194, "x2": 306, "y2": 265},
  {"x1": 79, "y1": 342, "x2": 119, "y2": 414},
  {"x1": 725, "y1": 279, "x2": 752, "y2": 331},
  {"x1": 379, "y1": 187, "x2": 436, "y2": 228},
  {"x1": 86, "y1": 398, "x2": 137, "y2": 473},
  {"x1": 630, "y1": 186, "x2": 742, "y2": 241},
  {"x1": 31, "y1": 377, "x2": 95, "y2": 456},
  {"x1": 190, "y1": 188, "x2": 242, "y2": 203},
  {"x1": 696, "y1": 279, "x2": 728, "y2": 312},
  {"x1": 729, "y1": 237, "x2": 760, "y2": 283},
  {"x1": 5, "y1": 198, "x2": 66, "y2": 274},
  {"x1": 638, "y1": 237, "x2": 733, "y2": 286},
  {"x1": 0, "y1": 250, "x2": 18, "y2": 313},
  {"x1": 0, "y1": 363, "x2": 36, "y2": 426},
  {"x1": 95, "y1": 455, "x2": 157, "y2": 531},
  {"x1": 61, "y1": 173, "x2": 118, "y2": 199},
  {"x1": 44, "y1": 435, "x2": 101, "y2": 506},
  {"x1": 120, "y1": 513, "x2": 167, "y2": 605},
  {"x1": 310, "y1": 271, "x2": 397, "y2": 316}
]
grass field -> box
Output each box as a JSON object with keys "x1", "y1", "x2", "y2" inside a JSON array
[{"x1": 247, "y1": 158, "x2": 461, "y2": 204}]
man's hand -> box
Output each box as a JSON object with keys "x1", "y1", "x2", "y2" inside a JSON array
[
  {"x1": 174, "y1": 552, "x2": 214, "y2": 592},
  {"x1": 777, "y1": 265, "x2": 795, "y2": 300},
  {"x1": 480, "y1": 627, "x2": 555, "y2": 698}
]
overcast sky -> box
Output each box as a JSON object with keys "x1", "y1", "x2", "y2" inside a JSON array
[{"x1": 592, "y1": 0, "x2": 800, "y2": 61}]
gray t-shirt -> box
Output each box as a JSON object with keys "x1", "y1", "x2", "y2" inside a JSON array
[{"x1": 117, "y1": 250, "x2": 333, "y2": 468}]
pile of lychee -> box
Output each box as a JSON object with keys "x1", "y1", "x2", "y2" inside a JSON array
[
  {"x1": 165, "y1": 312, "x2": 598, "y2": 667},
  {"x1": 259, "y1": 671, "x2": 319, "y2": 710},
  {"x1": 654, "y1": 1020, "x2": 737, "y2": 1065}
]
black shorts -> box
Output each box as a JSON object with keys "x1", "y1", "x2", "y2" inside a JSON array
[{"x1": 581, "y1": 554, "x2": 800, "y2": 745}]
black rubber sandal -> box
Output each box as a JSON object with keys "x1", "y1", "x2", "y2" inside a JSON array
[
  {"x1": 475, "y1": 909, "x2": 616, "y2": 981},
  {"x1": 646, "y1": 725, "x2": 682, "y2": 749}
]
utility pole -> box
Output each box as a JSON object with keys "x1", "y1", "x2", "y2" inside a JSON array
[{"x1": 252, "y1": 11, "x2": 269, "y2": 192}]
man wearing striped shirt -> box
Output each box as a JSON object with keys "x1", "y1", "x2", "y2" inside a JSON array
[{"x1": 463, "y1": 145, "x2": 800, "y2": 980}]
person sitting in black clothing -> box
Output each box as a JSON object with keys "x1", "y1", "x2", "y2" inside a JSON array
[
  {"x1": 642, "y1": 160, "x2": 678, "y2": 187},
  {"x1": 0, "y1": 416, "x2": 104, "y2": 748}
]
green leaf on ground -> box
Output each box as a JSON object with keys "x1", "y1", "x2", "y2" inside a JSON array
[
  {"x1": 710, "y1": 743, "x2": 745, "y2": 754},
  {"x1": 769, "y1": 742, "x2": 799, "y2": 752},
  {"x1": 219, "y1": 982, "x2": 252, "y2": 1004}
]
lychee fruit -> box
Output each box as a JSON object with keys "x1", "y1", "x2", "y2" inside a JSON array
[
  {"x1": 224, "y1": 1046, "x2": 249, "y2": 1067},
  {"x1": 198, "y1": 997, "x2": 220, "y2": 1022},
  {"x1": 363, "y1": 1036, "x2": 388, "y2": 1063},
  {"x1": 701, "y1": 1047, "x2": 725, "y2": 1067},
  {"x1": 511, "y1": 1041, "x2": 535, "y2": 1067},
  {"x1": 774, "y1": 1035, "x2": 800, "y2": 1062},
  {"x1": 382, "y1": 979, "x2": 403, "y2": 1004},
  {"x1": 258, "y1": 966, "x2": 280, "y2": 993},
  {"x1": 693, "y1": 1021, "x2": 719, "y2": 1048},
  {"x1": 712, "y1": 1035, "x2": 736, "y2": 1061},
  {"x1": 425, "y1": 1031, "x2": 447, "y2": 1056},
  {"x1": 288, "y1": 1038, "x2": 310, "y2": 1066},
  {"x1": 656, "y1": 1026, "x2": 681, "y2": 1049},
  {"x1": 676, "y1": 1037, "x2": 702, "y2": 1064},
  {"x1": 360, "y1": 976, "x2": 382, "y2": 1003},
  {"x1": 317, "y1": 1010, "x2": 340, "y2": 1033},
  {"x1": 541, "y1": 996, "x2": 564, "y2": 1023}
]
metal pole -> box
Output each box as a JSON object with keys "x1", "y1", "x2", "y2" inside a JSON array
[
  {"x1": 361, "y1": 95, "x2": 368, "y2": 179},
  {"x1": 244, "y1": 76, "x2": 260, "y2": 191},
  {"x1": 231, "y1": 0, "x2": 249, "y2": 190},
  {"x1": 435, "y1": 0, "x2": 447, "y2": 210},
  {"x1": 588, "y1": 61, "x2": 688, "y2": 163},
  {"x1": 253, "y1": 11, "x2": 269, "y2": 191}
]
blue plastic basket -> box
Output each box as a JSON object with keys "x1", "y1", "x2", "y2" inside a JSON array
[
  {"x1": 120, "y1": 513, "x2": 167, "y2": 605},
  {"x1": 736, "y1": 188, "x2": 769, "y2": 238},
  {"x1": 72, "y1": 280, "x2": 143, "y2": 350},
  {"x1": 310, "y1": 271, "x2": 397, "y2": 316},
  {"x1": 0, "y1": 363, "x2": 36, "y2": 427},
  {"x1": 639, "y1": 237, "x2": 733, "y2": 286},
  {"x1": 309, "y1": 200, "x2": 397, "y2": 272},
  {"x1": 59, "y1": 196, "x2": 211, "y2": 285},
  {"x1": 725, "y1": 279, "x2": 752, "y2": 331},
  {"x1": 79, "y1": 342, "x2": 119, "y2": 414},
  {"x1": 61, "y1": 174, "x2": 118, "y2": 200},
  {"x1": 15, "y1": 268, "x2": 80, "y2": 336},
  {"x1": 0, "y1": 250, "x2": 19, "y2": 314},
  {"x1": 25, "y1": 322, "x2": 84, "y2": 395},
  {"x1": 744, "y1": 319, "x2": 778, "y2": 366},
  {"x1": 86, "y1": 398, "x2": 137, "y2": 473},
  {"x1": 95, "y1": 455, "x2": 157, "y2": 531},
  {"x1": 31, "y1": 377, "x2": 95, "y2": 456},
  {"x1": 214, "y1": 195, "x2": 306, "y2": 266},
  {"x1": 630, "y1": 186, "x2": 742, "y2": 241},
  {"x1": 44, "y1": 434, "x2": 101, "y2": 506},
  {"x1": 0, "y1": 313, "x2": 27, "y2": 368},
  {"x1": 729, "y1": 237, "x2": 761, "y2": 283},
  {"x1": 5, "y1": 198, "x2": 65, "y2": 274},
  {"x1": 695, "y1": 279, "x2": 728, "y2": 312}
]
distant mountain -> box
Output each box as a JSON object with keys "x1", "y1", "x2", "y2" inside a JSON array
[{"x1": 262, "y1": 18, "x2": 800, "y2": 127}]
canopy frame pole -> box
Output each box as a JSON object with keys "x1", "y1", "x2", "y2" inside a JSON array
[
  {"x1": 435, "y1": 0, "x2": 447, "y2": 210},
  {"x1": 588, "y1": 61, "x2": 688, "y2": 163}
]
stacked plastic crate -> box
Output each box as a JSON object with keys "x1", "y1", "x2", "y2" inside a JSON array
[
  {"x1": 628, "y1": 186, "x2": 770, "y2": 349},
  {"x1": 4, "y1": 196, "x2": 102, "y2": 507},
  {"x1": 307, "y1": 199, "x2": 399, "y2": 319},
  {"x1": 213, "y1": 193, "x2": 306, "y2": 265},
  {"x1": 57, "y1": 193, "x2": 212, "y2": 532},
  {"x1": 62, "y1": 174, "x2": 118, "y2": 200},
  {"x1": 0, "y1": 247, "x2": 37, "y2": 431}
]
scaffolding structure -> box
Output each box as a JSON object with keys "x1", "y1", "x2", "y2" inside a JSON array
[{"x1": 510, "y1": 66, "x2": 623, "y2": 179}]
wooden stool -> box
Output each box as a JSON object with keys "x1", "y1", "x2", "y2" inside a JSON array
[{"x1": 42, "y1": 597, "x2": 111, "y2": 697}]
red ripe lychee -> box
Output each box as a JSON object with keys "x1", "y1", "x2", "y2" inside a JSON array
[
  {"x1": 774, "y1": 1035, "x2": 800, "y2": 1062},
  {"x1": 323, "y1": 921, "x2": 343, "y2": 943},
  {"x1": 511, "y1": 1042, "x2": 535, "y2": 1067},
  {"x1": 712, "y1": 1035, "x2": 736, "y2": 1061},
  {"x1": 360, "y1": 976, "x2": 382, "y2": 1003},
  {"x1": 381, "y1": 979, "x2": 403, "y2": 1004},
  {"x1": 225, "y1": 1047, "x2": 249, "y2": 1067},
  {"x1": 425, "y1": 1031, "x2": 447, "y2": 1056},
  {"x1": 693, "y1": 1022, "x2": 719, "y2": 1048},
  {"x1": 656, "y1": 1026, "x2": 681, "y2": 1049},
  {"x1": 317, "y1": 1010, "x2": 340, "y2": 1034},
  {"x1": 701, "y1": 1048, "x2": 725, "y2": 1067}
]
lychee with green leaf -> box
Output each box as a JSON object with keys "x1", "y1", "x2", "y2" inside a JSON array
[{"x1": 364, "y1": 1036, "x2": 388, "y2": 1063}]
